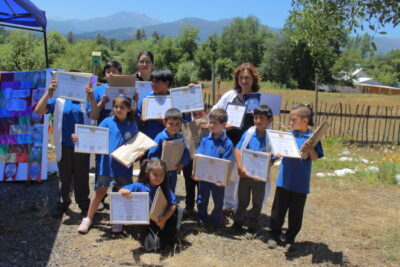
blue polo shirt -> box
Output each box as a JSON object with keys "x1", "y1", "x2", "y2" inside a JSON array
[
  {"x1": 86, "y1": 83, "x2": 111, "y2": 124},
  {"x1": 97, "y1": 116, "x2": 138, "y2": 178},
  {"x1": 137, "y1": 92, "x2": 167, "y2": 140},
  {"x1": 122, "y1": 182, "x2": 177, "y2": 206},
  {"x1": 148, "y1": 129, "x2": 190, "y2": 166},
  {"x1": 236, "y1": 129, "x2": 271, "y2": 152},
  {"x1": 275, "y1": 130, "x2": 324, "y2": 194},
  {"x1": 196, "y1": 131, "x2": 233, "y2": 160},
  {"x1": 47, "y1": 98, "x2": 84, "y2": 147}
]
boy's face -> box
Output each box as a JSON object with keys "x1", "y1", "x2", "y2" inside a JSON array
[
  {"x1": 151, "y1": 79, "x2": 169, "y2": 95},
  {"x1": 208, "y1": 118, "x2": 225, "y2": 135},
  {"x1": 254, "y1": 114, "x2": 272, "y2": 131},
  {"x1": 165, "y1": 119, "x2": 182, "y2": 136}
]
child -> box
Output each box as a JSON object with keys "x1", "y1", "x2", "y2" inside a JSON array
[
  {"x1": 120, "y1": 158, "x2": 178, "y2": 251},
  {"x1": 268, "y1": 104, "x2": 324, "y2": 250},
  {"x1": 137, "y1": 69, "x2": 173, "y2": 140},
  {"x1": 148, "y1": 108, "x2": 190, "y2": 193},
  {"x1": 231, "y1": 105, "x2": 273, "y2": 234},
  {"x1": 194, "y1": 108, "x2": 234, "y2": 228},
  {"x1": 77, "y1": 95, "x2": 139, "y2": 234}
]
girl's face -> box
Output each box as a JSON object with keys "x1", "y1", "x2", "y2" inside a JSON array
[
  {"x1": 105, "y1": 66, "x2": 121, "y2": 81},
  {"x1": 113, "y1": 99, "x2": 131, "y2": 121},
  {"x1": 151, "y1": 79, "x2": 169, "y2": 95},
  {"x1": 137, "y1": 55, "x2": 153, "y2": 77},
  {"x1": 149, "y1": 167, "x2": 165, "y2": 186},
  {"x1": 289, "y1": 110, "x2": 309, "y2": 132},
  {"x1": 238, "y1": 69, "x2": 254, "y2": 93}
]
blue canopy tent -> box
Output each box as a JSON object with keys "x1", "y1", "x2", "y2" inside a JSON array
[{"x1": 0, "y1": 0, "x2": 49, "y2": 67}]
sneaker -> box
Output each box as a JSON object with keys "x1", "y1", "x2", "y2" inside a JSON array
[
  {"x1": 267, "y1": 238, "x2": 278, "y2": 249},
  {"x1": 78, "y1": 218, "x2": 92, "y2": 234},
  {"x1": 111, "y1": 224, "x2": 124, "y2": 233}
]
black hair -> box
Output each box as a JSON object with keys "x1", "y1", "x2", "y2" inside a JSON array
[
  {"x1": 103, "y1": 60, "x2": 122, "y2": 75},
  {"x1": 292, "y1": 104, "x2": 314, "y2": 126},
  {"x1": 137, "y1": 50, "x2": 154, "y2": 64},
  {"x1": 111, "y1": 95, "x2": 135, "y2": 121},
  {"x1": 150, "y1": 68, "x2": 173, "y2": 87},
  {"x1": 253, "y1": 105, "x2": 273, "y2": 119},
  {"x1": 164, "y1": 108, "x2": 182, "y2": 122},
  {"x1": 137, "y1": 159, "x2": 171, "y2": 201},
  {"x1": 209, "y1": 108, "x2": 228, "y2": 124}
]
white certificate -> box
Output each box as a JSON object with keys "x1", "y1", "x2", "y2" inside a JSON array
[
  {"x1": 74, "y1": 124, "x2": 109, "y2": 154},
  {"x1": 193, "y1": 154, "x2": 231, "y2": 186},
  {"x1": 226, "y1": 102, "x2": 246, "y2": 127},
  {"x1": 109, "y1": 192, "x2": 149, "y2": 224},
  {"x1": 104, "y1": 86, "x2": 136, "y2": 110},
  {"x1": 142, "y1": 96, "x2": 172, "y2": 119},
  {"x1": 241, "y1": 149, "x2": 271, "y2": 181},
  {"x1": 170, "y1": 85, "x2": 204, "y2": 112},
  {"x1": 54, "y1": 71, "x2": 94, "y2": 102},
  {"x1": 136, "y1": 81, "x2": 153, "y2": 103},
  {"x1": 267, "y1": 130, "x2": 301, "y2": 158}
]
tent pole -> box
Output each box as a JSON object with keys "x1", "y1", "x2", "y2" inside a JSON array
[{"x1": 43, "y1": 30, "x2": 49, "y2": 68}]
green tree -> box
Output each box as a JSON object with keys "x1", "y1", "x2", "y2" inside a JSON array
[
  {"x1": 215, "y1": 58, "x2": 235, "y2": 80},
  {"x1": 194, "y1": 34, "x2": 218, "y2": 80},
  {"x1": 47, "y1": 31, "x2": 68, "y2": 66},
  {"x1": 175, "y1": 25, "x2": 199, "y2": 61},
  {"x1": 136, "y1": 29, "x2": 146, "y2": 41},
  {"x1": 153, "y1": 37, "x2": 181, "y2": 73},
  {"x1": 67, "y1": 31, "x2": 74, "y2": 43},
  {"x1": 175, "y1": 61, "x2": 199, "y2": 86},
  {"x1": 95, "y1": 34, "x2": 108, "y2": 46}
]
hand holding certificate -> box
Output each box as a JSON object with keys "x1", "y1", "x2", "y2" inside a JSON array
[
  {"x1": 170, "y1": 85, "x2": 204, "y2": 112},
  {"x1": 142, "y1": 96, "x2": 172, "y2": 119},
  {"x1": 226, "y1": 102, "x2": 246, "y2": 128},
  {"x1": 267, "y1": 130, "x2": 301, "y2": 158},
  {"x1": 193, "y1": 154, "x2": 231, "y2": 186},
  {"x1": 110, "y1": 192, "x2": 149, "y2": 224},
  {"x1": 241, "y1": 149, "x2": 271, "y2": 182},
  {"x1": 53, "y1": 71, "x2": 96, "y2": 102},
  {"x1": 300, "y1": 120, "x2": 329, "y2": 159},
  {"x1": 74, "y1": 124, "x2": 109, "y2": 154}
]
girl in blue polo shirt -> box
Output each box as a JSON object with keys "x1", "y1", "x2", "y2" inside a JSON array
[
  {"x1": 77, "y1": 95, "x2": 138, "y2": 234},
  {"x1": 120, "y1": 158, "x2": 178, "y2": 251},
  {"x1": 268, "y1": 104, "x2": 324, "y2": 251}
]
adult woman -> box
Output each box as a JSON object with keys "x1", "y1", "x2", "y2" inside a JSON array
[{"x1": 135, "y1": 50, "x2": 154, "y2": 81}]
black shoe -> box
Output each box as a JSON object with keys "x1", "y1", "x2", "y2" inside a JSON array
[
  {"x1": 285, "y1": 241, "x2": 296, "y2": 252},
  {"x1": 230, "y1": 222, "x2": 244, "y2": 233},
  {"x1": 248, "y1": 227, "x2": 257, "y2": 234},
  {"x1": 52, "y1": 206, "x2": 67, "y2": 219}
]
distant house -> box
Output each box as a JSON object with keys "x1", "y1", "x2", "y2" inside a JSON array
[{"x1": 352, "y1": 68, "x2": 400, "y2": 95}]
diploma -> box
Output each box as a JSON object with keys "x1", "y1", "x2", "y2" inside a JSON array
[
  {"x1": 54, "y1": 71, "x2": 94, "y2": 102},
  {"x1": 193, "y1": 154, "x2": 231, "y2": 186},
  {"x1": 161, "y1": 140, "x2": 186, "y2": 171},
  {"x1": 300, "y1": 120, "x2": 329, "y2": 159},
  {"x1": 182, "y1": 119, "x2": 209, "y2": 158},
  {"x1": 136, "y1": 81, "x2": 153, "y2": 103},
  {"x1": 104, "y1": 86, "x2": 136, "y2": 110},
  {"x1": 74, "y1": 124, "x2": 109, "y2": 154},
  {"x1": 170, "y1": 85, "x2": 204, "y2": 112},
  {"x1": 226, "y1": 102, "x2": 246, "y2": 127},
  {"x1": 109, "y1": 192, "x2": 149, "y2": 224},
  {"x1": 241, "y1": 149, "x2": 271, "y2": 181},
  {"x1": 142, "y1": 96, "x2": 172, "y2": 119},
  {"x1": 267, "y1": 130, "x2": 301, "y2": 158}
]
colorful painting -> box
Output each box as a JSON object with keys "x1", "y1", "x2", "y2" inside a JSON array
[{"x1": 0, "y1": 70, "x2": 49, "y2": 182}]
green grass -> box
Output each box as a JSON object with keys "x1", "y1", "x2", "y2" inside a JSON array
[{"x1": 380, "y1": 228, "x2": 400, "y2": 261}]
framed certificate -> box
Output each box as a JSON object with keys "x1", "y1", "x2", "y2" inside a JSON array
[
  {"x1": 267, "y1": 130, "x2": 301, "y2": 158},
  {"x1": 161, "y1": 140, "x2": 186, "y2": 171},
  {"x1": 74, "y1": 124, "x2": 109, "y2": 154},
  {"x1": 182, "y1": 119, "x2": 209, "y2": 158},
  {"x1": 170, "y1": 85, "x2": 204, "y2": 112},
  {"x1": 226, "y1": 102, "x2": 246, "y2": 127},
  {"x1": 136, "y1": 81, "x2": 153, "y2": 103},
  {"x1": 193, "y1": 154, "x2": 231, "y2": 186},
  {"x1": 54, "y1": 71, "x2": 95, "y2": 102},
  {"x1": 241, "y1": 149, "x2": 271, "y2": 181},
  {"x1": 142, "y1": 95, "x2": 172, "y2": 119},
  {"x1": 104, "y1": 86, "x2": 136, "y2": 110},
  {"x1": 109, "y1": 192, "x2": 150, "y2": 224},
  {"x1": 242, "y1": 93, "x2": 282, "y2": 116}
]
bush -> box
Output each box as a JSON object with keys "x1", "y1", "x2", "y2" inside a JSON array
[{"x1": 175, "y1": 61, "x2": 198, "y2": 86}]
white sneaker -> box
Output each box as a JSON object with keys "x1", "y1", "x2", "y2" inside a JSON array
[
  {"x1": 78, "y1": 218, "x2": 92, "y2": 234},
  {"x1": 111, "y1": 224, "x2": 124, "y2": 233}
]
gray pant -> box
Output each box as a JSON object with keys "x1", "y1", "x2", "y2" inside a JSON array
[
  {"x1": 57, "y1": 146, "x2": 90, "y2": 211},
  {"x1": 234, "y1": 177, "x2": 266, "y2": 229}
]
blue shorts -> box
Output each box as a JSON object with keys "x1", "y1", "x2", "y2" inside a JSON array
[{"x1": 96, "y1": 175, "x2": 132, "y2": 188}]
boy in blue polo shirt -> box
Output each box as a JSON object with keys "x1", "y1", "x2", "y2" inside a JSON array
[
  {"x1": 148, "y1": 108, "x2": 190, "y2": 193},
  {"x1": 231, "y1": 105, "x2": 273, "y2": 234},
  {"x1": 194, "y1": 108, "x2": 234, "y2": 229}
]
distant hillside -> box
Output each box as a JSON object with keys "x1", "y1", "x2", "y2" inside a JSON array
[{"x1": 373, "y1": 37, "x2": 400, "y2": 54}]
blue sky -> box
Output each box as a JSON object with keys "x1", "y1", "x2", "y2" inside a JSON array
[{"x1": 32, "y1": 0, "x2": 399, "y2": 38}]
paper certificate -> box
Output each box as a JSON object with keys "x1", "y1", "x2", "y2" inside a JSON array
[
  {"x1": 193, "y1": 154, "x2": 231, "y2": 186},
  {"x1": 104, "y1": 86, "x2": 136, "y2": 110},
  {"x1": 161, "y1": 140, "x2": 186, "y2": 171},
  {"x1": 241, "y1": 149, "x2": 271, "y2": 181},
  {"x1": 74, "y1": 124, "x2": 109, "y2": 154},
  {"x1": 54, "y1": 71, "x2": 94, "y2": 102},
  {"x1": 182, "y1": 119, "x2": 209, "y2": 158},
  {"x1": 226, "y1": 102, "x2": 246, "y2": 127},
  {"x1": 142, "y1": 96, "x2": 172, "y2": 119},
  {"x1": 267, "y1": 130, "x2": 301, "y2": 158},
  {"x1": 170, "y1": 85, "x2": 204, "y2": 112},
  {"x1": 136, "y1": 81, "x2": 153, "y2": 103},
  {"x1": 300, "y1": 120, "x2": 329, "y2": 159},
  {"x1": 109, "y1": 192, "x2": 149, "y2": 224}
]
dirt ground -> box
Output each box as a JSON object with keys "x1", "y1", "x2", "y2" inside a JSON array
[{"x1": 1, "y1": 164, "x2": 399, "y2": 267}]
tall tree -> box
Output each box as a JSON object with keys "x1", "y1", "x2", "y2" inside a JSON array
[
  {"x1": 136, "y1": 29, "x2": 146, "y2": 41},
  {"x1": 67, "y1": 31, "x2": 74, "y2": 44},
  {"x1": 175, "y1": 25, "x2": 199, "y2": 61}
]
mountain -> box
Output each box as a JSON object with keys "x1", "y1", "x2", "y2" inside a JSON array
[
  {"x1": 373, "y1": 37, "x2": 400, "y2": 54},
  {"x1": 47, "y1": 11, "x2": 161, "y2": 34}
]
